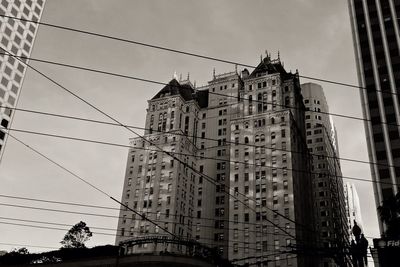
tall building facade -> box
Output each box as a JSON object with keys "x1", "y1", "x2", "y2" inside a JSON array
[
  {"x1": 343, "y1": 182, "x2": 364, "y2": 236},
  {"x1": 302, "y1": 83, "x2": 350, "y2": 267},
  {"x1": 348, "y1": 0, "x2": 400, "y2": 234},
  {"x1": 116, "y1": 56, "x2": 316, "y2": 267},
  {"x1": 0, "y1": 0, "x2": 45, "y2": 163}
]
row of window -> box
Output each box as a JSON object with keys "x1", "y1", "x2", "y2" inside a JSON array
[
  {"x1": 247, "y1": 79, "x2": 277, "y2": 91},
  {"x1": 210, "y1": 83, "x2": 235, "y2": 92}
]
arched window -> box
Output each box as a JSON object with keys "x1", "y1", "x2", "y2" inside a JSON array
[
  {"x1": 260, "y1": 134, "x2": 265, "y2": 142},
  {"x1": 257, "y1": 93, "x2": 262, "y2": 101},
  {"x1": 244, "y1": 137, "x2": 249, "y2": 144},
  {"x1": 271, "y1": 117, "x2": 275, "y2": 124},
  {"x1": 171, "y1": 111, "x2": 175, "y2": 119},
  {"x1": 255, "y1": 135, "x2": 259, "y2": 143}
]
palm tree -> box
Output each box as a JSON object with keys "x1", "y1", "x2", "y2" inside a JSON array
[{"x1": 377, "y1": 192, "x2": 400, "y2": 239}]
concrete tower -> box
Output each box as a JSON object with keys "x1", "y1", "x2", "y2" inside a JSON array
[
  {"x1": 348, "y1": 0, "x2": 400, "y2": 234},
  {"x1": 302, "y1": 82, "x2": 350, "y2": 267},
  {"x1": 0, "y1": 0, "x2": 46, "y2": 163}
]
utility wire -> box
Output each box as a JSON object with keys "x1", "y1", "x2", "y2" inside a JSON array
[
  {"x1": 6, "y1": 126, "x2": 398, "y2": 187},
  {"x1": 0, "y1": 214, "x2": 300, "y2": 241},
  {"x1": 0, "y1": 14, "x2": 394, "y2": 98},
  {"x1": 5, "y1": 133, "x2": 178, "y2": 240},
  {"x1": 0, "y1": 14, "x2": 374, "y2": 262},
  {"x1": 5, "y1": 130, "x2": 296, "y2": 240},
  {"x1": 1, "y1": 104, "x2": 398, "y2": 170},
  {"x1": 0, "y1": 200, "x2": 376, "y2": 242},
  {"x1": 0, "y1": 215, "x2": 372, "y2": 255},
  {"x1": 2, "y1": 51, "x2": 399, "y2": 129},
  {"x1": 0, "y1": 242, "x2": 58, "y2": 250},
  {"x1": 0, "y1": 220, "x2": 282, "y2": 252},
  {"x1": 0, "y1": 194, "x2": 301, "y2": 230},
  {"x1": 1, "y1": 50, "x2": 296, "y2": 239}
]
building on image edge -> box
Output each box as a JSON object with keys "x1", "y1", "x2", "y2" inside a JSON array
[{"x1": 0, "y1": 0, "x2": 46, "y2": 163}]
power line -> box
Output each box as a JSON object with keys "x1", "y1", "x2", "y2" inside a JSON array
[
  {"x1": 2, "y1": 51, "x2": 297, "y2": 239},
  {"x1": 0, "y1": 47, "x2": 384, "y2": 238},
  {"x1": 0, "y1": 202, "x2": 375, "y2": 258},
  {"x1": 5, "y1": 133, "x2": 178, "y2": 240},
  {"x1": 0, "y1": 13, "x2": 393, "y2": 98},
  {"x1": 0, "y1": 220, "x2": 284, "y2": 252},
  {"x1": 6, "y1": 126, "x2": 398, "y2": 187},
  {"x1": 0, "y1": 202, "x2": 296, "y2": 241},
  {"x1": 0, "y1": 242, "x2": 58, "y2": 250},
  {"x1": 0, "y1": 215, "x2": 369, "y2": 256},
  {"x1": 0, "y1": 124, "x2": 376, "y2": 248},
  {"x1": 0, "y1": 216, "x2": 118, "y2": 232},
  {"x1": 0, "y1": 194, "x2": 294, "y2": 230},
  {"x1": 0, "y1": 194, "x2": 378, "y2": 241},
  {"x1": 0, "y1": 14, "x2": 372, "y2": 264},
  {"x1": 2, "y1": 104, "x2": 398, "y2": 170},
  {"x1": 2, "y1": 51, "x2": 400, "y2": 130},
  {"x1": 0, "y1": 124, "x2": 378, "y2": 249}
]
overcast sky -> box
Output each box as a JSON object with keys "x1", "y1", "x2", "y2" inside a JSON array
[{"x1": 0, "y1": 0, "x2": 379, "y2": 254}]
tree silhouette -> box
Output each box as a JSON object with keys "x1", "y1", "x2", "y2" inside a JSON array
[
  {"x1": 13, "y1": 248, "x2": 29, "y2": 255},
  {"x1": 60, "y1": 221, "x2": 93, "y2": 248},
  {"x1": 377, "y1": 192, "x2": 400, "y2": 239}
]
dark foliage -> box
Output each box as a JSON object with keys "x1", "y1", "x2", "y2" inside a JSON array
[
  {"x1": 377, "y1": 192, "x2": 400, "y2": 239},
  {"x1": 60, "y1": 221, "x2": 92, "y2": 248}
]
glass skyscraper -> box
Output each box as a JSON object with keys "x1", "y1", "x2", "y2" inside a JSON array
[
  {"x1": 0, "y1": 0, "x2": 45, "y2": 163},
  {"x1": 348, "y1": 0, "x2": 400, "y2": 234}
]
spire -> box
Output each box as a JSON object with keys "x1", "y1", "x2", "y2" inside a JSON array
[
  {"x1": 213, "y1": 68, "x2": 216, "y2": 79},
  {"x1": 179, "y1": 73, "x2": 182, "y2": 82},
  {"x1": 173, "y1": 71, "x2": 178, "y2": 80},
  {"x1": 264, "y1": 50, "x2": 271, "y2": 63},
  {"x1": 194, "y1": 80, "x2": 196, "y2": 88},
  {"x1": 187, "y1": 72, "x2": 190, "y2": 81},
  {"x1": 278, "y1": 50, "x2": 280, "y2": 61},
  {"x1": 235, "y1": 64, "x2": 238, "y2": 73},
  {"x1": 260, "y1": 54, "x2": 263, "y2": 63}
]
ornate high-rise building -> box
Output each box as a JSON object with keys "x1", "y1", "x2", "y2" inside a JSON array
[
  {"x1": 116, "y1": 56, "x2": 316, "y2": 267},
  {"x1": 348, "y1": 0, "x2": 400, "y2": 234},
  {"x1": 302, "y1": 82, "x2": 350, "y2": 267},
  {"x1": 0, "y1": 0, "x2": 46, "y2": 163}
]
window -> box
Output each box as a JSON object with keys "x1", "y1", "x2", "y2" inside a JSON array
[
  {"x1": 283, "y1": 180, "x2": 288, "y2": 189},
  {"x1": 284, "y1": 194, "x2": 289, "y2": 203},
  {"x1": 274, "y1": 240, "x2": 280, "y2": 250}
]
